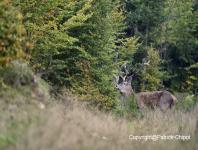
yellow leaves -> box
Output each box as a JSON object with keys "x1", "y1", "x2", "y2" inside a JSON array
[
  {"x1": 119, "y1": 37, "x2": 140, "y2": 60},
  {"x1": 0, "y1": 49, "x2": 28, "y2": 66},
  {"x1": 63, "y1": 0, "x2": 93, "y2": 30},
  {"x1": 47, "y1": 20, "x2": 58, "y2": 30},
  {"x1": 0, "y1": 41, "x2": 5, "y2": 51},
  {"x1": 25, "y1": 42, "x2": 34, "y2": 50},
  {"x1": 1, "y1": 0, "x2": 10, "y2": 5},
  {"x1": 0, "y1": 57, "x2": 12, "y2": 66},
  {"x1": 147, "y1": 47, "x2": 160, "y2": 66},
  {"x1": 141, "y1": 47, "x2": 162, "y2": 91},
  {"x1": 16, "y1": 13, "x2": 23, "y2": 20},
  {"x1": 0, "y1": 0, "x2": 28, "y2": 66},
  {"x1": 110, "y1": 6, "x2": 125, "y2": 30},
  {"x1": 186, "y1": 76, "x2": 198, "y2": 88},
  {"x1": 16, "y1": 49, "x2": 26, "y2": 59},
  {"x1": 17, "y1": 25, "x2": 26, "y2": 35}
]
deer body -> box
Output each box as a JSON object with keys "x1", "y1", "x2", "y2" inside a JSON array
[
  {"x1": 116, "y1": 76, "x2": 177, "y2": 111},
  {"x1": 135, "y1": 91, "x2": 177, "y2": 111}
]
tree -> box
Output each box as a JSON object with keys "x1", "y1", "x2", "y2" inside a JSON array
[
  {"x1": 120, "y1": 0, "x2": 165, "y2": 91},
  {"x1": 157, "y1": 0, "x2": 198, "y2": 92},
  {"x1": 13, "y1": 0, "x2": 129, "y2": 109},
  {"x1": 0, "y1": 0, "x2": 27, "y2": 66},
  {"x1": 70, "y1": 0, "x2": 127, "y2": 109},
  {"x1": 122, "y1": 0, "x2": 164, "y2": 45},
  {"x1": 141, "y1": 47, "x2": 163, "y2": 91},
  {"x1": 13, "y1": 0, "x2": 93, "y2": 86}
]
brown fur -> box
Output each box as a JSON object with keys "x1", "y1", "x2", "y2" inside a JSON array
[
  {"x1": 116, "y1": 76, "x2": 177, "y2": 111},
  {"x1": 136, "y1": 91, "x2": 177, "y2": 111}
]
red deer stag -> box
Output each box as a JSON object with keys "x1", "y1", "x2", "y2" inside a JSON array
[{"x1": 116, "y1": 75, "x2": 177, "y2": 111}]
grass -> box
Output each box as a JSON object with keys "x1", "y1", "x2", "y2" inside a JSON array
[
  {"x1": 0, "y1": 62, "x2": 198, "y2": 150},
  {"x1": 1, "y1": 98, "x2": 196, "y2": 150},
  {"x1": 0, "y1": 82, "x2": 198, "y2": 150}
]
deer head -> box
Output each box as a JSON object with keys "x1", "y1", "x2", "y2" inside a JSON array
[
  {"x1": 115, "y1": 58, "x2": 150, "y2": 98},
  {"x1": 115, "y1": 59, "x2": 177, "y2": 111},
  {"x1": 116, "y1": 75, "x2": 133, "y2": 98}
]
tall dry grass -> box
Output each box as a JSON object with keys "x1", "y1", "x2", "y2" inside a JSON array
[
  {"x1": 9, "y1": 99, "x2": 198, "y2": 150},
  {"x1": 1, "y1": 62, "x2": 197, "y2": 150}
]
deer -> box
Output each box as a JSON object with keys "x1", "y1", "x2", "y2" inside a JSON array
[
  {"x1": 116, "y1": 75, "x2": 177, "y2": 112},
  {"x1": 115, "y1": 57, "x2": 177, "y2": 111}
]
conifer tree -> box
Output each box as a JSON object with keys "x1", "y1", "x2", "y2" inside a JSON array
[
  {"x1": 157, "y1": 0, "x2": 198, "y2": 92},
  {"x1": 13, "y1": 0, "x2": 130, "y2": 109}
]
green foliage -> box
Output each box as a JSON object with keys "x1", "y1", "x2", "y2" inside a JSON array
[
  {"x1": 0, "y1": 60, "x2": 50, "y2": 104},
  {"x1": 141, "y1": 47, "x2": 163, "y2": 91},
  {"x1": 176, "y1": 94, "x2": 198, "y2": 112},
  {"x1": 6, "y1": 0, "x2": 197, "y2": 110},
  {"x1": 0, "y1": 0, "x2": 27, "y2": 66},
  {"x1": 71, "y1": 0, "x2": 126, "y2": 109},
  {"x1": 0, "y1": 61, "x2": 34, "y2": 88},
  {"x1": 122, "y1": 0, "x2": 164, "y2": 44},
  {"x1": 121, "y1": 0, "x2": 165, "y2": 92},
  {"x1": 13, "y1": 0, "x2": 128, "y2": 110},
  {"x1": 122, "y1": 0, "x2": 198, "y2": 93},
  {"x1": 118, "y1": 37, "x2": 140, "y2": 61},
  {"x1": 156, "y1": 0, "x2": 198, "y2": 92},
  {"x1": 13, "y1": 0, "x2": 93, "y2": 86},
  {"x1": 114, "y1": 95, "x2": 140, "y2": 118}
]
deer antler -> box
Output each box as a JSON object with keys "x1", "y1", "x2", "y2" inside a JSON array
[
  {"x1": 142, "y1": 58, "x2": 150, "y2": 66},
  {"x1": 116, "y1": 57, "x2": 150, "y2": 85}
]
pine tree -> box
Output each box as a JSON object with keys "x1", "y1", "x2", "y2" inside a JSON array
[
  {"x1": 141, "y1": 47, "x2": 162, "y2": 91},
  {"x1": 70, "y1": 0, "x2": 127, "y2": 109},
  {"x1": 13, "y1": 0, "x2": 129, "y2": 109}
]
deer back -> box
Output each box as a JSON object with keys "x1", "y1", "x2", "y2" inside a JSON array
[{"x1": 136, "y1": 91, "x2": 177, "y2": 111}]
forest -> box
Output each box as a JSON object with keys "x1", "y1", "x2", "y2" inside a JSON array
[{"x1": 0, "y1": 0, "x2": 198, "y2": 150}]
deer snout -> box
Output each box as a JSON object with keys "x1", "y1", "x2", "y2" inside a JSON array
[
  {"x1": 116, "y1": 84, "x2": 123, "y2": 94},
  {"x1": 115, "y1": 84, "x2": 121, "y2": 90}
]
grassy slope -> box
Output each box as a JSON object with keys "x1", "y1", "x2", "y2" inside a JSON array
[
  {"x1": 10, "y1": 103, "x2": 198, "y2": 150},
  {"x1": 0, "y1": 89, "x2": 198, "y2": 150},
  {"x1": 0, "y1": 66, "x2": 198, "y2": 150}
]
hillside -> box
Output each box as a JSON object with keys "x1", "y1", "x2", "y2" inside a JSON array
[
  {"x1": 0, "y1": 62, "x2": 198, "y2": 150},
  {"x1": 0, "y1": 0, "x2": 198, "y2": 149}
]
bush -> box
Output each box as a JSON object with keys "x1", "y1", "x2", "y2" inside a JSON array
[
  {"x1": 114, "y1": 94, "x2": 140, "y2": 118},
  {"x1": 0, "y1": 0, "x2": 28, "y2": 66},
  {"x1": 141, "y1": 47, "x2": 163, "y2": 91},
  {"x1": 0, "y1": 61, "x2": 35, "y2": 88},
  {"x1": 176, "y1": 94, "x2": 198, "y2": 112},
  {"x1": 0, "y1": 60, "x2": 50, "y2": 105}
]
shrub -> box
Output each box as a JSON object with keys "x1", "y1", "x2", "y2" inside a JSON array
[
  {"x1": 177, "y1": 94, "x2": 198, "y2": 112},
  {"x1": 0, "y1": 61, "x2": 34, "y2": 88},
  {"x1": 114, "y1": 94, "x2": 140, "y2": 118},
  {"x1": 141, "y1": 47, "x2": 163, "y2": 91},
  {"x1": 0, "y1": 0, "x2": 28, "y2": 66},
  {"x1": 0, "y1": 60, "x2": 50, "y2": 104}
]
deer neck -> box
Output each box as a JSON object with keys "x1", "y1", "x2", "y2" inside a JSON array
[{"x1": 123, "y1": 86, "x2": 133, "y2": 97}]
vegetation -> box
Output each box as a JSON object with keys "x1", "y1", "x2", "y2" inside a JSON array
[
  {"x1": 0, "y1": 0, "x2": 27, "y2": 66},
  {"x1": 0, "y1": 0, "x2": 198, "y2": 149}
]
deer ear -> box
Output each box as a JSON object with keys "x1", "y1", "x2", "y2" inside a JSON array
[
  {"x1": 126, "y1": 75, "x2": 133, "y2": 84},
  {"x1": 118, "y1": 76, "x2": 123, "y2": 83}
]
